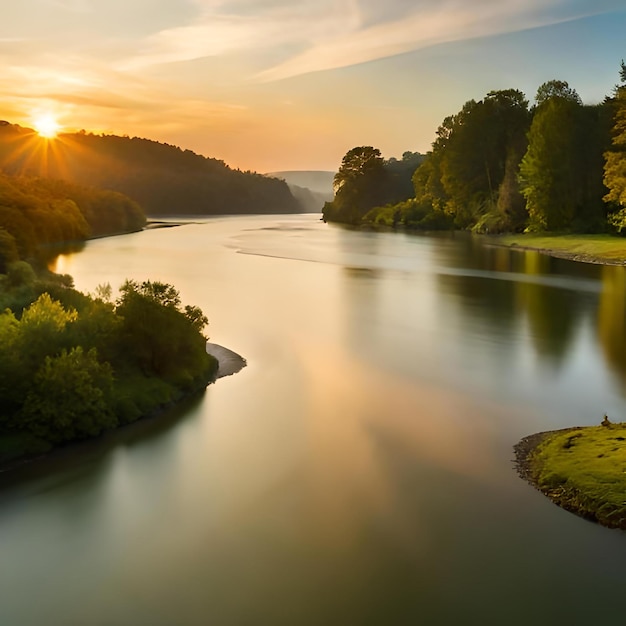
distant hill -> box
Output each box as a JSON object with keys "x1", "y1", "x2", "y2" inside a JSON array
[
  {"x1": 266, "y1": 171, "x2": 335, "y2": 213},
  {"x1": 283, "y1": 184, "x2": 328, "y2": 213},
  {"x1": 268, "y1": 171, "x2": 335, "y2": 197},
  {"x1": 0, "y1": 122, "x2": 300, "y2": 217}
]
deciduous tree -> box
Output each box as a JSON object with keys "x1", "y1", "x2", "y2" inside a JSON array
[
  {"x1": 323, "y1": 146, "x2": 388, "y2": 224},
  {"x1": 604, "y1": 62, "x2": 626, "y2": 228}
]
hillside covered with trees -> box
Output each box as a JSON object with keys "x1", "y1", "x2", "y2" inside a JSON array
[
  {"x1": 0, "y1": 268, "x2": 217, "y2": 464},
  {"x1": 0, "y1": 122, "x2": 299, "y2": 216},
  {"x1": 323, "y1": 62, "x2": 626, "y2": 235},
  {"x1": 0, "y1": 172, "x2": 146, "y2": 273}
]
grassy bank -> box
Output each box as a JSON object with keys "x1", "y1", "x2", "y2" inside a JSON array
[
  {"x1": 496, "y1": 234, "x2": 626, "y2": 265},
  {"x1": 515, "y1": 422, "x2": 626, "y2": 529}
]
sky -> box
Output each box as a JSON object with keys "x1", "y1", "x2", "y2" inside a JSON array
[{"x1": 1, "y1": 0, "x2": 625, "y2": 172}]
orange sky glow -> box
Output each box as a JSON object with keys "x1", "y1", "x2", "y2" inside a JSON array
[{"x1": 1, "y1": 1, "x2": 625, "y2": 172}]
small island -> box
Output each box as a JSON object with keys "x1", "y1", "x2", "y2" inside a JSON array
[{"x1": 515, "y1": 418, "x2": 626, "y2": 530}]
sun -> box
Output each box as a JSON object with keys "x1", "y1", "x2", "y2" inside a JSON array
[{"x1": 33, "y1": 114, "x2": 61, "y2": 138}]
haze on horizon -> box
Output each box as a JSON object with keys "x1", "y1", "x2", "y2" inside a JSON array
[{"x1": 1, "y1": 0, "x2": 625, "y2": 173}]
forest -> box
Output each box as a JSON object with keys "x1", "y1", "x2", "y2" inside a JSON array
[
  {"x1": 0, "y1": 267, "x2": 217, "y2": 464},
  {"x1": 0, "y1": 122, "x2": 299, "y2": 216},
  {"x1": 0, "y1": 124, "x2": 251, "y2": 466},
  {"x1": 323, "y1": 63, "x2": 626, "y2": 234},
  {"x1": 0, "y1": 171, "x2": 146, "y2": 273}
]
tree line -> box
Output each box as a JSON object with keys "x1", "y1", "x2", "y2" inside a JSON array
[
  {"x1": 0, "y1": 265, "x2": 217, "y2": 463},
  {"x1": 323, "y1": 63, "x2": 626, "y2": 234},
  {"x1": 0, "y1": 123, "x2": 300, "y2": 216},
  {"x1": 0, "y1": 172, "x2": 146, "y2": 273}
]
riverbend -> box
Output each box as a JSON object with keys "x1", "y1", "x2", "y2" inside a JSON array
[{"x1": 3, "y1": 215, "x2": 626, "y2": 625}]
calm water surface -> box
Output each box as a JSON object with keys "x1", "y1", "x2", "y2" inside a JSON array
[{"x1": 2, "y1": 215, "x2": 626, "y2": 625}]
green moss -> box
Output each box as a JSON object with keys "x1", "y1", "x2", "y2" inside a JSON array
[{"x1": 517, "y1": 423, "x2": 626, "y2": 529}]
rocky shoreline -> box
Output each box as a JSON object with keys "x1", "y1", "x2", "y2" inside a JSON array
[{"x1": 513, "y1": 427, "x2": 587, "y2": 485}]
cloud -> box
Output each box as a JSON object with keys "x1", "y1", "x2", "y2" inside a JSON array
[
  {"x1": 117, "y1": 0, "x2": 619, "y2": 82},
  {"x1": 119, "y1": 0, "x2": 361, "y2": 70},
  {"x1": 120, "y1": 17, "x2": 276, "y2": 70},
  {"x1": 255, "y1": 0, "x2": 586, "y2": 81}
]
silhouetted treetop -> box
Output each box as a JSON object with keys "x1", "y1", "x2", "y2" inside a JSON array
[{"x1": 535, "y1": 80, "x2": 582, "y2": 107}]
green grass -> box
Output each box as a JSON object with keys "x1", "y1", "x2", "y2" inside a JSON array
[
  {"x1": 527, "y1": 424, "x2": 626, "y2": 528},
  {"x1": 498, "y1": 234, "x2": 626, "y2": 263}
]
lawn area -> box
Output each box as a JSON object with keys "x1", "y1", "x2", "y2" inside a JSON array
[
  {"x1": 497, "y1": 234, "x2": 626, "y2": 264},
  {"x1": 517, "y1": 423, "x2": 626, "y2": 529}
]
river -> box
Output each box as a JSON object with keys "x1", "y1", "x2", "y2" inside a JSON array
[{"x1": 2, "y1": 214, "x2": 626, "y2": 625}]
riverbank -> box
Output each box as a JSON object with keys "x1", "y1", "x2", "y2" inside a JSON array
[
  {"x1": 206, "y1": 343, "x2": 247, "y2": 378},
  {"x1": 514, "y1": 422, "x2": 626, "y2": 530},
  {"x1": 493, "y1": 234, "x2": 626, "y2": 265},
  {"x1": 0, "y1": 343, "x2": 246, "y2": 474}
]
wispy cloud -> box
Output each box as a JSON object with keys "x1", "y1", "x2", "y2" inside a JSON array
[
  {"x1": 255, "y1": 0, "x2": 589, "y2": 81},
  {"x1": 120, "y1": 0, "x2": 361, "y2": 71},
  {"x1": 117, "y1": 0, "x2": 615, "y2": 80}
]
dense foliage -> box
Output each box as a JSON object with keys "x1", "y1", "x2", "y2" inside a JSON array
[
  {"x1": 0, "y1": 267, "x2": 217, "y2": 461},
  {"x1": 0, "y1": 171, "x2": 145, "y2": 271},
  {"x1": 324, "y1": 65, "x2": 626, "y2": 235},
  {"x1": 322, "y1": 149, "x2": 424, "y2": 224},
  {"x1": 0, "y1": 123, "x2": 299, "y2": 216},
  {"x1": 604, "y1": 62, "x2": 626, "y2": 230},
  {"x1": 519, "y1": 83, "x2": 611, "y2": 232}
]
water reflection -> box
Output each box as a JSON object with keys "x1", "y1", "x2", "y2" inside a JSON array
[
  {"x1": 598, "y1": 265, "x2": 626, "y2": 392},
  {"x1": 514, "y1": 252, "x2": 584, "y2": 366},
  {"x1": 434, "y1": 241, "x2": 598, "y2": 371},
  {"x1": 6, "y1": 217, "x2": 626, "y2": 625}
]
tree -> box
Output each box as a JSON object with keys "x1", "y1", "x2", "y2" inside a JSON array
[
  {"x1": 0, "y1": 273, "x2": 217, "y2": 450},
  {"x1": 604, "y1": 61, "x2": 626, "y2": 227},
  {"x1": 521, "y1": 80, "x2": 610, "y2": 232},
  {"x1": 6, "y1": 260, "x2": 36, "y2": 288},
  {"x1": 383, "y1": 152, "x2": 425, "y2": 203},
  {"x1": 0, "y1": 228, "x2": 18, "y2": 273},
  {"x1": 420, "y1": 90, "x2": 530, "y2": 229},
  {"x1": 16, "y1": 293, "x2": 77, "y2": 361},
  {"x1": 115, "y1": 280, "x2": 211, "y2": 384},
  {"x1": 535, "y1": 80, "x2": 582, "y2": 107},
  {"x1": 0, "y1": 309, "x2": 20, "y2": 420},
  {"x1": 323, "y1": 146, "x2": 388, "y2": 224},
  {"x1": 496, "y1": 149, "x2": 528, "y2": 231},
  {"x1": 412, "y1": 151, "x2": 447, "y2": 212},
  {"x1": 574, "y1": 103, "x2": 613, "y2": 232},
  {"x1": 20, "y1": 347, "x2": 116, "y2": 442},
  {"x1": 520, "y1": 86, "x2": 585, "y2": 230}
]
